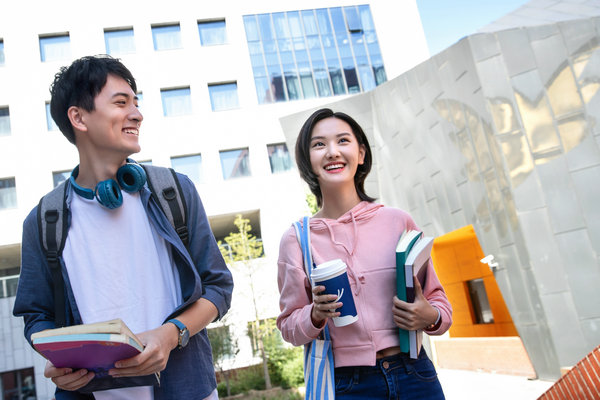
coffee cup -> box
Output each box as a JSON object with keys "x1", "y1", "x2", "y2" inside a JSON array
[{"x1": 310, "y1": 259, "x2": 358, "y2": 327}]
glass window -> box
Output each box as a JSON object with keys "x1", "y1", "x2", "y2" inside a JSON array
[
  {"x1": 254, "y1": 77, "x2": 272, "y2": 104},
  {"x1": 39, "y1": 34, "x2": 71, "y2": 62},
  {"x1": 0, "y1": 177, "x2": 17, "y2": 209},
  {"x1": 301, "y1": 10, "x2": 319, "y2": 36},
  {"x1": 467, "y1": 279, "x2": 494, "y2": 324},
  {"x1": 243, "y1": 15, "x2": 260, "y2": 42},
  {"x1": 135, "y1": 92, "x2": 144, "y2": 113},
  {"x1": 267, "y1": 143, "x2": 292, "y2": 173},
  {"x1": 46, "y1": 103, "x2": 58, "y2": 131},
  {"x1": 208, "y1": 82, "x2": 239, "y2": 111},
  {"x1": 198, "y1": 20, "x2": 227, "y2": 46},
  {"x1": 287, "y1": 11, "x2": 302, "y2": 38},
  {"x1": 161, "y1": 87, "x2": 192, "y2": 116},
  {"x1": 0, "y1": 39, "x2": 4, "y2": 65},
  {"x1": 1, "y1": 368, "x2": 36, "y2": 399},
  {"x1": 243, "y1": 5, "x2": 384, "y2": 104},
  {"x1": 316, "y1": 9, "x2": 333, "y2": 35},
  {"x1": 342, "y1": 57, "x2": 360, "y2": 94},
  {"x1": 272, "y1": 13, "x2": 289, "y2": 39},
  {"x1": 0, "y1": 107, "x2": 10, "y2": 136},
  {"x1": 152, "y1": 24, "x2": 182, "y2": 51},
  {"x1": 52, "y1": 170, "x2": 71, "y2": 188},
  {"x1": 220, "y1": 148, "x2": 251, "y2": 179},
  {"x1": 171, "y1": 154, "x2": 202, "y2": 186},
  {"x1": 344, "y1": 6, "x2": 362, "y2": 32},
  {"x1": 104, "y1": 28, "x2": 135, "y2": 55},
  {"x1": 328, "y1": 60, "x2": 346, "y2": 95}
]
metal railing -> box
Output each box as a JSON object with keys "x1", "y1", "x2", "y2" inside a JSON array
[{"x1": 0, "y1": 274, "x2": 19, "y2": 298}]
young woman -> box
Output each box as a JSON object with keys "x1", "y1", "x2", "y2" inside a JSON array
[{"x1": 276, "y1": 108, "x2": 452, "y2": 399}]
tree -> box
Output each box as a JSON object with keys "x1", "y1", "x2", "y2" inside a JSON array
[
  {"x1": 306, "y1": 191, "x2": 318, "y2": 215},
  {"x1": 207, "y1": 321, "x2": 239, "y2": 397},
  {"x1": 219, "y1": 214, "x2": 273, "y2": 390}
]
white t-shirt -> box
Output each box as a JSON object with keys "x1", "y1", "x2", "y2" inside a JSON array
[{"x1": 63, "y1": 190, "x2": 182, "y2": 400}]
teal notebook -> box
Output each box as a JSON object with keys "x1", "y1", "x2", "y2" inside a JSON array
[{"x1": 395, "y1": 230, "x2": 422, "y2": 353}]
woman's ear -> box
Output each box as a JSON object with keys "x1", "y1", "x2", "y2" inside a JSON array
[
  {"x1": 358, "y1": 144, "x2": 366, "y2": 165},
  {"x1": 67, "y1": 106, "x2": 87, "y2": 132}
]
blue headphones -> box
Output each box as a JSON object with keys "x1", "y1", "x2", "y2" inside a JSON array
[{"x1": 69, "y1": 161, "x2": 147, "y2": 209}]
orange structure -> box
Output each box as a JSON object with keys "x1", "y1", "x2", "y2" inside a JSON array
[
  {"x1": 429, "y1": 225, "x2": 537, "y2": 376},
  {"x1": 431, "y1": 225, "x2": 517, "y2": 337}
]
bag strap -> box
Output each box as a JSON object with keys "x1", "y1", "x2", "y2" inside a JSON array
[
  {"x1": 38, "y1": 181, "x2": 69, "y2": 327},
  {"x1": 293, "y1": 217, "x2": 331, "y2": 341},
  {"x1": 142, "y1": 165, "x2": 189, "y2": 249}
]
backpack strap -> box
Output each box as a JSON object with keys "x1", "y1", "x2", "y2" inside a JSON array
[
  {"x1": 142, "y1": 165, "x2": 189, "y2": 248},
  {"x1": 38, "y1": 181, "x2": 69, "y2": 328}
]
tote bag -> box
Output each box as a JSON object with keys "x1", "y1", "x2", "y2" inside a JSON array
[{"x1": 293, "y1": 216, "x2": 336, "y2": 400}]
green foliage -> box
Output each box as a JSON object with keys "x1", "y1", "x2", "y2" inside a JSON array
[
  {"x1": 263, "y1": 328, "x2": 304, "y2": 389},
  {"x1": 218, "y1": 214, "x2": 263, "y2": 264},
  {"x1": 305, "y1": 191, "x2": 319, "y2": 215},
  {"x1": 208, "y1": 324, "x2": 239, "y2": 368},
  {"x1": 216, "y1": 365, "x2": 266, "y2": 397}
]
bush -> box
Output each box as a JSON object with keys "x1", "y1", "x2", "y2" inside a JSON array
[
  {"x1": 267, "y1": 345, "x2": 304, "y2": 389},
  {"x1": 217, "y1": 365, "x2": 266, "y2": 397}
]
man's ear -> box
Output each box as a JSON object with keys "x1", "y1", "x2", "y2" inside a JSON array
[{"x1": 67, "y1": 106, "x2": 87, "y2": 132}]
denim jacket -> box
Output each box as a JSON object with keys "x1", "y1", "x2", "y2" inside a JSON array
[{"x1": 13, "y1": 172, "x2": 234, "y2": 400}]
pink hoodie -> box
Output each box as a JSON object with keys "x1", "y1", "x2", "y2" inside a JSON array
[{"x1": 276, "y1": 201, "x2": 452, "y2": 367}]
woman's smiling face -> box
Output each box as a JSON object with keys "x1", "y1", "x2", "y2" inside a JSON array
[{"x1": 309, "y1": 116, "x2": 365, "y2": 190}]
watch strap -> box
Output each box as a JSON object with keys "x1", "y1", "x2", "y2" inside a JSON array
[{"x1": 167, "y1": 318, "x2": 186, "y2": 331}]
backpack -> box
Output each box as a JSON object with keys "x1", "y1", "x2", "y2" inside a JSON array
[{"x1": 37, "y1": 164, "x2": 189, "y2": 327}]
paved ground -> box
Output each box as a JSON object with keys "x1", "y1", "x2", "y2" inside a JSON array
[{"x1": 438, "y1": 368, "x2": 555, "y2": 400}]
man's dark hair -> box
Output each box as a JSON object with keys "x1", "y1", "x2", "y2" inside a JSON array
[
  {"x1": 49, "y1": 55, "x2": 137, "y2": 144},
  {"x1": 295, "y1": 108, "x2": 375, "y2": 207}
]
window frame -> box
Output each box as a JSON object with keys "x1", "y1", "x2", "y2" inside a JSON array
[
  {"x1": 198, "y1": 19, "x2": 228, "y2": 46},
  {"x1": 104, "y1": 27, "x2": 136, "y2": 55},
  {"x1": 151, "y1": 23, "x2": 183, "y2": 51},
  {"x1": 219, "y1": 148, "x2": 251, "y2": 180},
  {"x1": 39, "y1": 33, "x2": 71, "y2": 62},
  {"x1": 160, "y1": 87, "x2": 193, "y2": 117},
  {"x1": 208, "y1": 82, "x2": 240, "y2": 112}
]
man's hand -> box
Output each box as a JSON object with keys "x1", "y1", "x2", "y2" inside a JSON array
[
  {"x1": 108, "y1": 323, "x2": 178, "y2": 378},
  {"x1": 392, "y1": 277, "x2": 438, "y2": 330},
  {"x1": 44, "y1": 360, "x2": 94, "y2": 391}
]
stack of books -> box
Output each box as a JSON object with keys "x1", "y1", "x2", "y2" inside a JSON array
[
  {"x1": 31, "y1": 318, "x2": 159, "y2": 392},
  {"x1": 395, "y1": 230, "x2": 434, "y2": 359}
]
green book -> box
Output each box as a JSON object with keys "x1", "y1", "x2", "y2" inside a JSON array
[{"x1": 395, "y1": 229, "x2": 422, "y2": 353}]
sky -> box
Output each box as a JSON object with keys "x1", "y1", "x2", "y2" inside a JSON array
[{"x1": 416, "y1": 0, "x2": 531, "y2": 56}]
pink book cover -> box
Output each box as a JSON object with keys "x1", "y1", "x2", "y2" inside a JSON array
[{"x1": 33, "y1": 334, "x2": 142, "y2": 377}]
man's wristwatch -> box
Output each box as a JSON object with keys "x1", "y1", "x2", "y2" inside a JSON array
[{"x1": 166, "y1": 318, "x2": 190, "y2": 349}]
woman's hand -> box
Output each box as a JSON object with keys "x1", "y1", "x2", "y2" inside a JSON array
[
  {"x1": 392, "y1": 277, "x2": 438, "y2": 330},
  {"x1": 311, "y1": 285, "x2": 342, "y2": 327},
  {"x1": 44, "y1": 360, "x2": 94, "y2": 391},
  {"x1": 108, "y1": 323, "x2": 177, "y2": 378}
]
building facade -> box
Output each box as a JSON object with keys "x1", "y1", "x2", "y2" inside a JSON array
[
  {"x1": 280, "y1": 11, "x2": 600, "y2": 381},
  {"x1": 0, "y1": 1, "x2": 428, "y2": 398}
]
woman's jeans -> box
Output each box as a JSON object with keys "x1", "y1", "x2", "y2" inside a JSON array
[{"x1": 334, "y1": 348, "x2": 445, "y2": 400}]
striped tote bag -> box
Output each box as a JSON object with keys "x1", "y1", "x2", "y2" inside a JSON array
[{"x1": 294, "y1": 217, "x2": 336, "y2": 400}]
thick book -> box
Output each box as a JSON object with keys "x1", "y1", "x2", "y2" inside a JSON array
[
  {"x1": 395, "y1": 229, "x2": 422, "y2": 354},
  {"x1": 31, "y1": 319, "x2": 159, "y2": 393},
  {"x1": 404, "y1": 236, "x2": 434, "y2": 359}
]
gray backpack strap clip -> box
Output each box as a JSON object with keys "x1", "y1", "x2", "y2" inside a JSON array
[{"x1": 142, "y1": 165, "x2": 189, "y2": 247}]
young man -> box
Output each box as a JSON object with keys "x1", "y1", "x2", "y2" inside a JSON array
[{"x1": 13, "y1": 55, "x2": 233, "y2": 399}]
